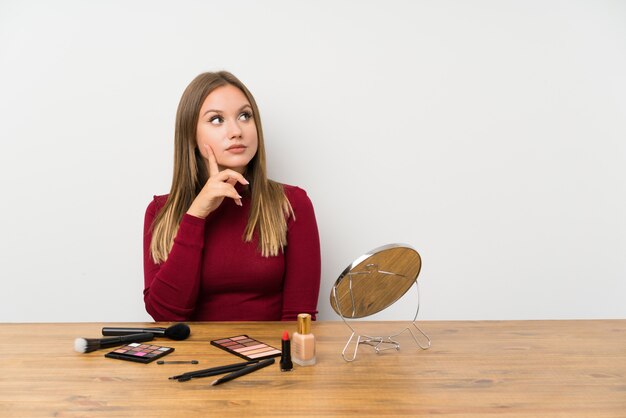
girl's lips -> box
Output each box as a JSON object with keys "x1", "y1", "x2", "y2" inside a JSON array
[{"x1": 226, "y1": 146, "x2": 247, "y2": 154}]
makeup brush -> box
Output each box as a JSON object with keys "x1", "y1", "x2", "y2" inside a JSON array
[
  {"x1": 101, "y1": 323, "x2": 191, "y2": 341},
  {"x1": 74, "y1": 333, "x2": 155, "y2": 353},
  {"x1": 211, "y1": 358, "x2": 275, "y2": 386}
]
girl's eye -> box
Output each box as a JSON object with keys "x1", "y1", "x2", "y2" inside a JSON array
[
  {"x1": 239, "y1": 111, "x2": 252, "y2": 121},
  {"x1": 209, "y1": 115, "x2": 223, "y2": 125}
]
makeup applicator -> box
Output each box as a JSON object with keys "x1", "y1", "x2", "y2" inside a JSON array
[
  {"x1": 74, "y1": 333, "x2": 155, "y2": 353},
  {"x1": 101, "y1": 323, "x2": 191, "y2": 341}
]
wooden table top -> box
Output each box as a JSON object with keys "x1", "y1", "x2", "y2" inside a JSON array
[{"x1": 1, "y1": 320, "x2": 624, "y2": 417}]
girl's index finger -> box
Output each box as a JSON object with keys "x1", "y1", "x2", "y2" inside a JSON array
[{"x1": 205, "y1": 144, "x2": 220, "y2": 177}]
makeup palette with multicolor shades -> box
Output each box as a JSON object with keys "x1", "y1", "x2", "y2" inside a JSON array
[
  {"x1": 211, "y1": 335, "x2": 281, "y2": 361},
  {"x1": 105, "y1": 342, "x2": 174, "y2": 364}
]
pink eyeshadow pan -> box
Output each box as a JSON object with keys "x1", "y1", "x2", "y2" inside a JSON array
[
  {"x1": 229, "y1": 344, "x2": 244, "y2": 349},
  {"x1": 239, "y1": 347, "x2": 273, "y2": 356},
  {"x1": 231, "y1": 336, "x2": 248, "y2": 341},
  {"x1": 248, "y1": 349, "x2": 281, "y2": 359},
  {"x1": 235, "y1": 344, "x2": 265, "y2": 353}
]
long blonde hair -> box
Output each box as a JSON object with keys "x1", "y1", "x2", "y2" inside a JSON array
[{"x1": 150, "y1": 71, "x2": 292, "y2": 263}]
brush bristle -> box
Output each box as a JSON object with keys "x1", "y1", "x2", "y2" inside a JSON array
[
  {"x1": 74, "y1": 337, "x2": 100, "y2": 353},
  {"x1": 164, "y1": 323, "x2": 191, "y2": 341},
  {"x1": 74, "y1": 338, "x2": 87, "y2": 353}
]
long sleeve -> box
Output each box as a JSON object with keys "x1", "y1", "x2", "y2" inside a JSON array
[
  {"x1": 143, "y1": 196, "x2": 206, "y2": 321},
  {"x1": 281, "y1": 186, "x2": 321, "y2": 321}
]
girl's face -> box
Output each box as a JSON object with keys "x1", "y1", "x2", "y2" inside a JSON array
[{"x1": 196, "y1": 84, "x2": 259, "y2": 174}]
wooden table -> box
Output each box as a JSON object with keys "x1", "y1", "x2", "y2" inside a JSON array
[{"x1": 1, "y1": 320, "x2": 624, "y2": 417}]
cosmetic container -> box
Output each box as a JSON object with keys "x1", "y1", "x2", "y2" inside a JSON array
[
  {"x1": 279, "y1": 331, "x2": 293, "y2": 372},
  {"x1": 292, "y1": 313, "x2": 316, "y2": 366}
]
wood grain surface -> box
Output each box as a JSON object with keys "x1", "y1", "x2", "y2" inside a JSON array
[{"x1": 0, "y1": 320, "x2": 624, "y2": 417}]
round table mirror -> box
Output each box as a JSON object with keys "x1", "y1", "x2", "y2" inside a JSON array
[
  {"x1": 330, "y1": 243, "x2": 422, "y2": 318},
  {"x1": 329, "y1": 243, "x2": 430, "y2": 361}
]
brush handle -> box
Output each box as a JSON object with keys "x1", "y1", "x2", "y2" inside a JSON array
[
  {"x1": 102, "y1": 324, "x2": 190, "y2": 341},
  {"x1": 102, "y1": 327, "x2": 166, "y2": 336},
  {"x1": 211, "y1": 358, "x2": 275, "y2": 386},
  {"x1": 99, "y1": 333, "x2": 155, "y2": 348},
  {"x1": 170, "y1": 359, "x2": 260, "y2": 380}
]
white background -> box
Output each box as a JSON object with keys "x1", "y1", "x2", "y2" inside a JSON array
[{"x1": 1, "y1": 0, "x2": 624, "y2": 322}]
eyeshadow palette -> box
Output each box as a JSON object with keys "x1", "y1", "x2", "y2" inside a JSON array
[
  {"x1": 105, "y1": 342, "x2": 174, "y2": 364},
  {"x1": 210, "y1": 335, "x2": 281, "y2": 361}
]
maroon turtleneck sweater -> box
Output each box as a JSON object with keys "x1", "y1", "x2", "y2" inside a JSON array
[{"x1": 143, "y1": 185, "x2": 321, "y2": 322}]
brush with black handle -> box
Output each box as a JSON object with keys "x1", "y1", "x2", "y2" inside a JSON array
[
  {"x1": 74, "y1": 333, "x2": 155, "y2": 353},
  {"x1": 101, "y1": 323, "x2": 190, "y2": 341}
]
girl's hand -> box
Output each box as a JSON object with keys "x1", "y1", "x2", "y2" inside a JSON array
[{"x1": 186, "y1": 145, "x2": 249, "y2": 219}]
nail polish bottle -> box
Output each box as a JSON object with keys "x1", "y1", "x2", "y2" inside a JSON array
[{"x1": 292, "y1": 313, "x2": 316, "y2": 366}]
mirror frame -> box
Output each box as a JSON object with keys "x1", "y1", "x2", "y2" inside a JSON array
[{"x1": 330, "y1": 243, "x2": 422, "y2": 319}]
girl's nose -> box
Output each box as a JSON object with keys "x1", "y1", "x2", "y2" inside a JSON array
[{"x1": 227, "y1": 120, "x2": 243, "y2": 139}]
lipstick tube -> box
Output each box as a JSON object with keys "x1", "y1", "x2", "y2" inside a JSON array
[{"x1": 280, "y1": 330, "x2": 293, "y2": 372}]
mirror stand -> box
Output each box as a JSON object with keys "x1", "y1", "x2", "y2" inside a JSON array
[{"x1": 333, "y1": 281, "x2": 431, "y2": 362}]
